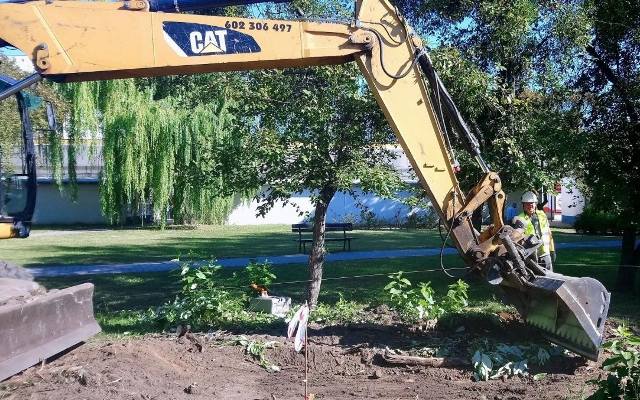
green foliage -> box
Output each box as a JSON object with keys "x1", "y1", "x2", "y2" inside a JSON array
[
  {"x1": 290, "y1": 0, "x2": 352, "y2": 19},
  {"x1": 1, "y1": 55, "x2": 68, "y2": 186},
  {"x1": 442, "y1": 278, "x2": 469, "y2": 313},
  {"x1": 152, "y1": 261, "x2": 246, "y2": 328},
  {"x1": 566, "y1": 1, "x2": 639, "y2": 228},
  {"x1": 588, "y1": 326, "x2": 640, "y2": 400},
  {"x1": 151, "y1": 260, "x2": 280, "y2": 330},
  {"x1": 396, "y1": 0, "x2": 640, "y2": 289},
  {"x1": 397, "y1": 0, "x2": 584, "y2": 192},
  {"x1": 414, "y1": 281, "x2": 444, "y2": 321},
  {"x1": 471, "y1": 341, "x2": 557, "y2": 381},
  {"x1": 310, "y1": 294, "x2": 366, "y2": 324},
  {"x1": 384, "y1": 272, "x2": 469, "y2": 322},
  {"x1": 234, "y1": 335, "x2": 280, "y2": 372},
  {"x1": 243, "y1": 5, "x2": 404, "y2": 306},
  {"x1": 247, "y1": 63, "x2": 402, "y2": 218},
  {"x1": 574, "y1": 206, "x2": 625, "y2": 235},
  {"x1": 384, "y1": 271, "x2": 426, "y2": 321},
  {"x1": 245, "y1": 260, "x2": 276, "y2": 287}
]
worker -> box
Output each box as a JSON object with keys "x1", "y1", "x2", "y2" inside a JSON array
[{"x1": 512, "y1": 191, "x2": 555, "y2": 271}]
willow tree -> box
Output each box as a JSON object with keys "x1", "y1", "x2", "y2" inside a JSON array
[{"x1": 62, "y1": 77, "x2": 252, "y2": 225}]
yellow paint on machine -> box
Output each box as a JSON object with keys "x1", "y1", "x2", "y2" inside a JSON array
[
  {"x1": 0, "y1": 223, "x2": 15, "y2": 240},
  {"x1": 0, "y1": 1, "x2": 361, "y2": 80}
]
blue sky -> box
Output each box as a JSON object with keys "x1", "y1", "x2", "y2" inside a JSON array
[{"x1": 0, "y1": 47, "x2": 25, "y2": 56}]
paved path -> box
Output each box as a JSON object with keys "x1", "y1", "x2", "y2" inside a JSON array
[{"x1": 28, "y1": 240, "x2": 623, "y2": 278}]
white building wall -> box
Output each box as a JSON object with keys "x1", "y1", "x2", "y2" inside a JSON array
[
  {"x1": 558, "y1": 178, "x2": 585, "y2": 225},
  {"x1": 227, "y1": 192, "x2": 315, "y2": 225},
  {"x1": 227, "y1": 188, "x2": 422, "y2": 226},
  {"x1": 31, "y1": 183, "x2": 421, "y2": 226},
  {"x1": 33, "y1": 181, "x2": 107, "y2": 225}
]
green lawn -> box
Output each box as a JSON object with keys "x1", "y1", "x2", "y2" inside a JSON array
[
  {"x1": 551, "y1": 231, "x2": 620, "y2": 243},
  {"x1": 0, "y1": 225, "x2": 442, "y2": 267},
  {"x1": 39, "y1": 247, "x2": 638, "y2": 334},
  {"x1": 0, "y1": 224, "x2": 620, "y2": 267}
]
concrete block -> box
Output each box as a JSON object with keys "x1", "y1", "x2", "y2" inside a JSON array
[{"x1": 249, "y1": 296, "x2": 291, "y2": 317}]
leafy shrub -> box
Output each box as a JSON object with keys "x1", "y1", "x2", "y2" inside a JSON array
[
  {"x1": 384, "y1": 272, "x2": 469, "y2": 323},
  {"x1": 385, "y1": 271, "x2": 436, "y2": 321},
  {"x1": 151, "y1": 263, "x2": 280, "y2": 330},
  {"x1": 152, "y1": 261, "x2": 246, "y2": 329},
  {"x1": 588, "y1": 326, "x2": 640, "y2": 400},
  {"x1": 385, "y1": 272, "x2": 414, "y2": 308},
  {"x1": 574, "y1": 207, "x2": 623, "y2": 235},
  {"x1": 442, "y1": 279, "x2": 469, "y2": 312},
  {"x1": 311, "y1": 293, "x2": 366, "y2": 324},
  {"x1": 246, "y1": 260, "x2": 277, "y2": 287},
  {"x1": 414, "y1": 281, "x2": 444, "y2": 320}
]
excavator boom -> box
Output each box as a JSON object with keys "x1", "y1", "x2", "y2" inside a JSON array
[{"x1": 0, "y1": 0, "x2": 609, "y2": 377}]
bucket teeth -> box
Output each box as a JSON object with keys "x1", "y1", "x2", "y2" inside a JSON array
[{"x1": 500, "y1": 272, "x2": 609, "y2": 361}]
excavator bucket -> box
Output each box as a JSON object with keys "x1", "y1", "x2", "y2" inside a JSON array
[
  {"x1": 500, "y1": 272, "x2": 610, "y2": 361},
  {"x1": 0, "y1": 279, "x2": 101, "y2": 381}
]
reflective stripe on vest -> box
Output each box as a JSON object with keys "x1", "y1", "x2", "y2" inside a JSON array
[{"x1": 514, "y1": 210, "x2": 551, "y2": 255}]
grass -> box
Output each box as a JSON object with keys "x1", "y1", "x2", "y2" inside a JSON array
[
  {"x1": 0, "y1": 224, "x2": 620, "y2": 267},
  {"x1": 3, "y1": 224, "x2": 635, "y2": 336},
  {"x1": 38, "y1": 247, "x2": 638, "y2": 335},
  {"x1": 0, "y1": 225, "x2": 442, "y2": 267}
]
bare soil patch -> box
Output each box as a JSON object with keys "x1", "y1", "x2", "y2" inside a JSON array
[{"x1": 0, "y1": 313, "x2": 601, "y2": 400}]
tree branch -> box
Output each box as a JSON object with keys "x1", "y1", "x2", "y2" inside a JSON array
[{"x1": 585, "y1": 43, "x2": 639, "y2": 124}]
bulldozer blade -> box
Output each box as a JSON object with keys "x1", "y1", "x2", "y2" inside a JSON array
[
  {"x1": 521, "y1": 272, "x2": 610, "y2": 361},
  {"x1": 0, "y1": 283, "x2": 101, "y2": 381}
]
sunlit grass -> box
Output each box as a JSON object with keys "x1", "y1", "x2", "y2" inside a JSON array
[{"x1": 1, "y1": 225, "x2": 441, "y2": 266}]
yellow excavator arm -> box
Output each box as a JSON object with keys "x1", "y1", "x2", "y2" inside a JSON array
[
  {"x1": 0, "y1": 0, "x2": 610, "y2": 361},
  {"x1": 0, "y1": 0, "x2": 477, "y2": 255}
]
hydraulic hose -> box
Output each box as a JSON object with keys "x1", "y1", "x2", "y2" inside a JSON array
[{"x1": 415, "y1": 51, "x2": 490, "y2": 173}]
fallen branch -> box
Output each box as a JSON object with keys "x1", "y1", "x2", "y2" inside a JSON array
[{"x1": 382, "y1": 351, "x2": 469, "y2": 368}]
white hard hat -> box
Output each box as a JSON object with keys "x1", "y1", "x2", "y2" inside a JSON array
[{"x1": 521, "y1": 191, "x2": 538, "y2": 203}]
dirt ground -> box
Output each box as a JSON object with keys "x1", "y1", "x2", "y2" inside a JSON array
[{"x1": 0, "y1": 313, "x2": 602, "y2": 400}]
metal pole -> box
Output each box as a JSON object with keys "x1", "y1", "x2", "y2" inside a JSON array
[
  {"x1": 0, "y1": 147, "x2": 4, "y2": 216},
  {"x1": 0, "y1": 74, "x2": 41, "y2": 102},
  {"x1": 304, "y1": 302, "x2": 308, "y2": 400}
]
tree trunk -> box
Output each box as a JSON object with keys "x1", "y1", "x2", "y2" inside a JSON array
[
  {"x1": 616, "y1": 227, "x2": 637, "y2": 292},
  {"x1": 306, "y1": 187, "x2": 336, "y2": 308}
]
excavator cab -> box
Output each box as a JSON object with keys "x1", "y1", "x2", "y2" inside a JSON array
[{"x1": 0, "y1": 74, "x2": 38, "y2": 240}]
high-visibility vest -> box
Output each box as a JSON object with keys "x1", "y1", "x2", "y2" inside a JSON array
[{"x1": 512, "y1": 210, "x2": 554, "y2": 256}]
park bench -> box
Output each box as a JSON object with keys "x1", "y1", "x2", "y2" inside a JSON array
[{"x1": 291, "y1": 223, "x2": 354, "y2": 253}]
